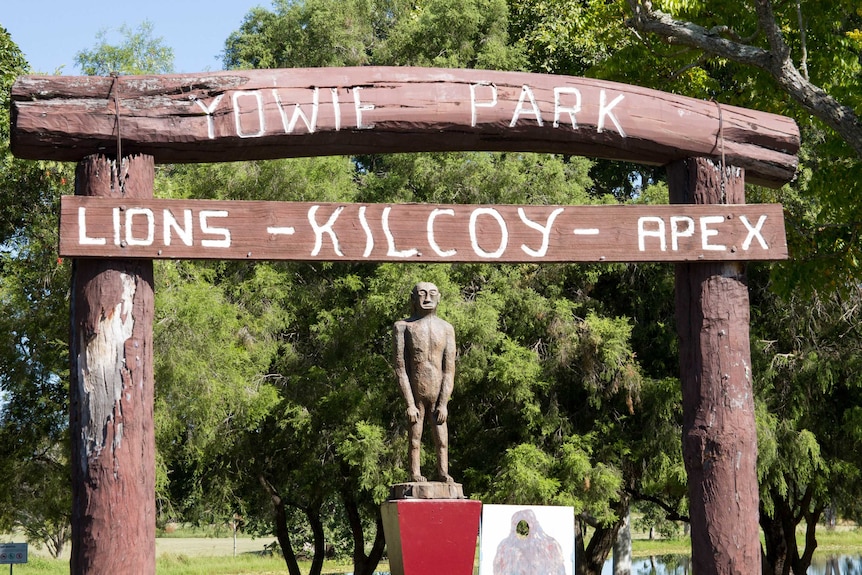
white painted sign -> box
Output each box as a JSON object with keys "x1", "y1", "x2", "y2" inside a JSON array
[
  {"x1": 60, "y1": 197, "x2": 788, "y2": 263},
  {"x1": 479, "y1": 505, "x2": 575, "y2": 575},
  {"x1": 194, "y1": 83, "x2": 628, "y2": 141}
]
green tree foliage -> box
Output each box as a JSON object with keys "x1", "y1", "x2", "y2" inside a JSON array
[
  {"x1": 154, "y1": 148, "x2": 659, "y2": 575},
  {"x1": 75, "y1": 20, "x2": 174, "y2": 75},
  {"x1": 750, "y1": 272, "x2": 862, "y2": 574},
  {"x1": 1, "y1": 20, "x2": 177, "y2": 557},
  {"x1": 224, "y1": 0, "x2": 526, "y2": 70},
  {"x1": 617, "y1": 0, "x2": 862, "y2": 293},
  {"x1": 0, "y1": 27, "x2": 64, "y2": 244},
  {"x1": 372, "y1": 0, "x2": 525, "y2": 69},
  {"x1": 615, "y1": 3, "x2": 862, "y2": 571},
  {"x1": 509, "y1": 0, "x2": 862, "y2": 291},
  {"x1": 152, "y1": 157, "x2": 378, "y2": 575},
  {"x1": 0, "y1": 26, "x2": 74, "y2": 557},
  {"x1": 146, "y1": 4, "x2": 691, "y2": 575},
  {"x1": 6, "y1": 7, "x2": 673, "y2": 574},
  {"x1": 0, "y1": 26, "x2": 27, "y2": 147},
  {"x1": 5, "y1": 444, "x2": 71, "y2": 558},
  {"x1": 503, "y1": 2, "x2": 862, "y2": 570},
  {"x1": 153, "y1": 261, "x2": 281, "y2": 523},
  {"x1": 224, "y1": 0, "x2": 393, "y2": 69},
  {"x1": 509, "y1": 0, "x2": 629, "y2": 76},
  {"x1": 152, "y1": 144, "x2": 679, "y2": 575},
  {"x1": 18, "y1": 3, "x2": 859, "y2": 575}
]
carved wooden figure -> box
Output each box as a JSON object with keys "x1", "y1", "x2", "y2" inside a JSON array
[{"x1": 393, "y1": 282, "x2": 456, "y2": 483}]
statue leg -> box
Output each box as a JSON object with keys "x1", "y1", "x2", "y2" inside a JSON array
[
  {"x1": 409, "y1": 403, "x2": 426, "y2": 482},
  {"x1": 432, "y1": 420, "x2": 453, "y2": 483}
]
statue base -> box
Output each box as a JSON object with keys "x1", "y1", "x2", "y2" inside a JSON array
[
  {"x1": 381, "y1": 497, "x2": 481, "y2": 575},
  {"x1": 389, "y1": 481, "x2": 465, "y2": 500}
]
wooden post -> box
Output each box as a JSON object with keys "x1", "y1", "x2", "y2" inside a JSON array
[
  {"x1": 668, "y1": 157, "x2": 761, "y2": 574},
  {"x1": 70, "y1": 154, "x2": 156, "y2": 574}
]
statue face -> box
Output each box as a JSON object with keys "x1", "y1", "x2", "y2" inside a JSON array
[{"x1": 413, "y1": 282, "x2": 440, "y2": 313}]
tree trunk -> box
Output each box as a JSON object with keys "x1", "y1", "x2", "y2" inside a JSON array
[
  {"x1": 578, "y1": 522, "x2": 623, "y2": 575},
  {"x1": 760, "y1": 489, "x2": 822, "y2": 575},
  {"x1": 760, "y1": 503, "x2": 791, "y2": 575},
  {"x1": 258, "y1": 476, "x2": 302, "y2": 575},
  {"x1": 795, "y1": 503, "x2": 822, "y2": 575},
  {"x1": 669, "y1": 158, "x2": 761, "y2": 575},
  {"x1": 232, "y1": 520, "x2": 238, "y2": 558},
  {"x1": 341, "y1": 489, "x2": 386, "y2": 575},
  {"x1": 613, "y1": 508, "x2": 632, "y2": 575},
  {"x1": 306, "y1": 504, "x2": 326, "y2": 575},
  {"x1": 48, "y1": 524, "x2": 69, "y2": 559},
  {"x1": 70, "y1": 154, "x2": 155, "y2": 575},
  {"x1": 576, "y1": 498, "x2": 629, "y2": 575},
  {"x1": 367, "y1": 509, "x2": 387, "y2": 572}
]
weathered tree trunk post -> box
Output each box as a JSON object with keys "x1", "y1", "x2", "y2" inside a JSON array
[
  {"x1": 70, "y1": 154, "x2": 156, "y2": 574},
  {"x1": 668, "y1": 157, "x2": 761, "y2": 574}
]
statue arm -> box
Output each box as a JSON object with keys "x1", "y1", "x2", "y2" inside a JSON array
[
  {"x1": 435, "y1": 323, "x2": 456, "y2": 423},
  {"x1": 393, "y1": 322, "x2": 420, "y2": 422}
]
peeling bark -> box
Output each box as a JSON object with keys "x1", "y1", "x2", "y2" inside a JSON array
[
  {"x1": 70, "y1": 154, "x2": 155, "y2": 574},
  {"x1": 669, "y1": 158, "x2": 761, "y2": 575},
  {"x1": 75, "y1": 271, "x2": 136, "y2": 468}
]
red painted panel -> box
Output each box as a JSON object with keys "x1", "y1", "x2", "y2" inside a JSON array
[{"x1": 382, "y1": 499, "x2": 481, "y2": 575}]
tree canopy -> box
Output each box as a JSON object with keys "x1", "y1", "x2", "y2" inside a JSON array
[
  {"x1": 2, "y1": 2, "x2": 862, "y2": 575},
  {"x1": 75, "y1": 20, "x2": 174, "y2": 76},
  {"x1": 0, "y1": 24, "x2": 73, "y2": 558}
]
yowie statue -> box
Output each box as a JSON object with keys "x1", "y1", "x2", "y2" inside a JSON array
[{"x1": 393, "y1": 282, "x2": 456, "y2": 483}]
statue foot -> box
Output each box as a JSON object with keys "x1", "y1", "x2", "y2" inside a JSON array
[
  {"x1": 439, "y1": 473, "x2": 454, "y2": 483},
  {"x1": 410, "y1": 474, "x2": 427, "y2": 483}
]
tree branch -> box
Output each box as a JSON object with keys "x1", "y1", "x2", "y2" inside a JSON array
[
  {"x1": 627, "y1": 488, "x2": 690, "y2": 523},
  {"x1": 753, "y1": 0, "x2": 791, "y2": 61},
  {"x1": 795, "y1": 0, "x2": 809, "y2": 80},
  {"x1": 625, "y1": 0, "x2": 862, "y2": 158},
  {"x1": 625, "y1": 0, "x2": 772, "y2": 68}
]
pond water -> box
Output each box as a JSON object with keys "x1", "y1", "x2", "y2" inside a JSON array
[{"x1": 599, "y1": 554, "x2": 862, "y2": 574}]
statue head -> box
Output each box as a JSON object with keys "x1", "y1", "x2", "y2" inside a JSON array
[{"x1": 411, "y1": 282, "x2": 440, "y2": 317}]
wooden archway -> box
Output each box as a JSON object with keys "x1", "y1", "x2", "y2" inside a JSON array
[{"x1": 12, "y1": 67, "x2": 799, "y2": 575}]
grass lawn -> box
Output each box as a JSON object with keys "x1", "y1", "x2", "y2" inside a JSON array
[
  {"x1": 4, "y1": 527, "x2": 860, "y2": 574},
  {"x1": 4, "y1": 533, "x2": 360, "y2": 575},
  {"x1": 5, "y1": 549, "x2": 359, "y2": 575},
  {"x1": 632, "y1": 527, "x2": 862, "y2": 557}
]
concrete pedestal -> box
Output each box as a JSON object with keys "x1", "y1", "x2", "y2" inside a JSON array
[
  {"x1": 381, "y1": 497, "x2": 481, "y2": 575},
  {"x1": 389, "y1": 481, "x2": 465, "y2": 500}
]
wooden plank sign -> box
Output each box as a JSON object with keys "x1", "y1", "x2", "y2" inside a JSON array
[
  {"x1": 12, "y1": 67, "x2": 799, "y2": 187},
  {"x1": 60, "y1": 196, "x2": 788, "y2": 263}
]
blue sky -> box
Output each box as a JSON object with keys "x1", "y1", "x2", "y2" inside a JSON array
[{"x1": 3, "y1": 0, "x2": 270, "y2": 74}]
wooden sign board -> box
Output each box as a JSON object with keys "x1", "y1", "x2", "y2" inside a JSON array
[
  {"x1": 60, "y1": 196, "x2": 788, "y2": 263},
  {"x1": 12, "y1": 67, "x2": 799, "y2": 187}
]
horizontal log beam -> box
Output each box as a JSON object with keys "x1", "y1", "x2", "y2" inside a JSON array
[
  {"x1": 61, "y1": 196, "x2": 788, "y2": 263},
  {"x1": 13, "y1": 67, "x2": 798, "y2": 187}
]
